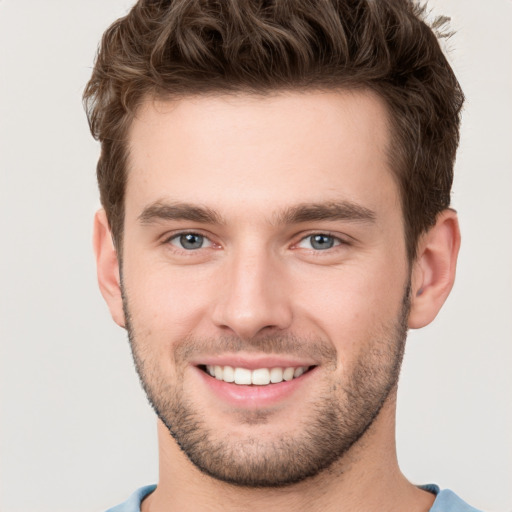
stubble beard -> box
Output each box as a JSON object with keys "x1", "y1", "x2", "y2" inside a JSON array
[{"x1": 122, "y1": 285, "x2": 410, "y2": 488}]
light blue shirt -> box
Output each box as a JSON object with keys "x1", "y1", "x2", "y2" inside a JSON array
[
  {"x1": 421, "y1": 484, "x2": 483, "y2": 512},
  {"x1": 105, "y1": 483, "x2": 483, "y2": 511}
]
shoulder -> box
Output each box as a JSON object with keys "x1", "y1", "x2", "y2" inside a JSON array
[
  {"x1": 105, "y1": 485, "x2": 157, "y2": 512},
  {"x1": 423, "y1": 485, "x2": 484, "y2": 512}
]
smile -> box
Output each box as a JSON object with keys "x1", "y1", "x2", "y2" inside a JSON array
[{"x1": 202, "y1": 365, "x2": 313, "y2": 385}]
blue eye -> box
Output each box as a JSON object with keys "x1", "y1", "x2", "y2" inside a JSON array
[
  {"x1": 298, "y1": 234, "x2": 340, "y2": 250},
  {"x1": 170, "y1": 233, "x2": 210, "y2": 250}
]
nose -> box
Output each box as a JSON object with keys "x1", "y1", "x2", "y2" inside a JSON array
[{"x1": 211, "y1": 247, "x2": 293, "y2": 339}]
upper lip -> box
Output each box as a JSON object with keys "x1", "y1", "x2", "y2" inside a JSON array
[{"x1": 190, "y1": 354, "x2": 318, "y2": 370}]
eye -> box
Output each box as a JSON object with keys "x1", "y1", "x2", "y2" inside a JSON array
[
  {"x1": 168, "y1": 233, "x2": 212, "y2": 250},
  {"x1": 298, "y1": 234, "x2": 341, "y2": 250}
]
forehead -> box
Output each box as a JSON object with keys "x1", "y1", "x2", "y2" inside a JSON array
[{"x1": 125, "y1": 90, "x2": 398, "y2": 220}]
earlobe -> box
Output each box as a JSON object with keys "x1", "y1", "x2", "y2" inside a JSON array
[
  {"x1": 408, "y1": 209, "x2": 461, "y2": 329},
  {"x1": 93, "y1": 209, "x2": 126, "y2": 328}
]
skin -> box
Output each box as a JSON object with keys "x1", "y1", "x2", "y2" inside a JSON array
[{"x1": 94, "y1": 90, "x2": 460, "y2": 512}]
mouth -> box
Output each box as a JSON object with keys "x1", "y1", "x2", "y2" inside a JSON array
[
  {"x1": 193, "y1": 358, "x2": 320, "y2": 408},
  {"x1": 198, "y1": 364, "x2": 315, "y2": 386}
]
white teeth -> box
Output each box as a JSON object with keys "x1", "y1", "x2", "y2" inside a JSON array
[
  {"x1": 252, "y1": 368, "x2": 270, "y2": 385},
  {"x1": 214, "y1": 365, "x2": 223, "y2": 380},
  {"x1": 222, "y1": 365, "x2": 235, "y2": 382},
  {"x1": 293, "y1": 367, "x2": 305, "y2": 378},
  {"x1": 234, "y1": 367, "x2": 252, "y2": 385},
  {"x1": 283, "y1": 367, "x2": 295, "y2": 381},
  {"x1": 269, "y1": 367, "x2": 283, "y2": 383},
  {"x1": 205, "y1": 365, "x2": 309, "y2": 385}
]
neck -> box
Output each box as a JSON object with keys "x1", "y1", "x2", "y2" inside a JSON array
[{"x1": 142, "y1": 394, "x2": 434, "y2": 512}]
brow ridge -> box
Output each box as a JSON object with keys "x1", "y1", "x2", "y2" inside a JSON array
[
  {"x1": 138, "y1": 202, "x2": 224, "y2": 225},
  {"x1": 273, "y1": 201, "x2": 376, "y2": 225},
  {"x1": 137, "y1": 200, "x2": 376, "y2": 227}
]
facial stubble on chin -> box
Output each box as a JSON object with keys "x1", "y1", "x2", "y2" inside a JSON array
[{"x1": 121, "y1": 282, "x2": 410, "y2": 488}]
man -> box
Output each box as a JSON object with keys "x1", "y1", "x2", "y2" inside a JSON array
[{"x1": 84, "y1": 0, "x2": 479, "y2": 510}]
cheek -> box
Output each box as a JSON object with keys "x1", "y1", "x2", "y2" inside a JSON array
[
  {"x1": 122, "y1": 254, "x2": 215, "y2": 344},
  {"x1": 291, "y1": 256, "x2": 409, "y2": 351}
]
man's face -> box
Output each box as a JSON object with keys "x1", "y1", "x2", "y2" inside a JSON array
[{"x1": 120, "y1": 91, "x2": 411, "y2": 486}]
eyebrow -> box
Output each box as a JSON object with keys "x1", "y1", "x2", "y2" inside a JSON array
[
  {"x1": 273, "y1": 201, "x2": 376, "y2": 225},
  {"x1": 138, "y1": 202, "x2": 225, "y2": 225},
  {"x1": 137, "y1": 200, "x2": 376, "y2": 226}
]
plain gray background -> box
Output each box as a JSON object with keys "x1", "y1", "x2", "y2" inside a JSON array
[{"x1": 0, "y1": 1, "x2": 511, "y2": 511}]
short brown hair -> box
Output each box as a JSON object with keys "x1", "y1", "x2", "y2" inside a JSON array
[{"x1": 84, "y1": 0, "x2": 464, "y2": 260}]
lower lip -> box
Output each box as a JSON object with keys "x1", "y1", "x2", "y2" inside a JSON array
[{"x1": 193, "y1": 366, "x2": 317, "y2": 408}]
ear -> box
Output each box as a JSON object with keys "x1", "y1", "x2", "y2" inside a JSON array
[
  {"x1": 408, "y1": 209, "x2": 461, "y2": 329},
  {"x1": 93, "y1": 209, "x2": 126, "y2": 328}
]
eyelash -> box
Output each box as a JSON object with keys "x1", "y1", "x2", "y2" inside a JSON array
[
  {"x1": 163, "y1": 231, "x2": 349, "y2": 253},
  {"x1": 164, "y1": 231, "x2": 214, "y2": 251},
  {"x1": 293, "y1": 233, "x2": 351, "y2": 256}
]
